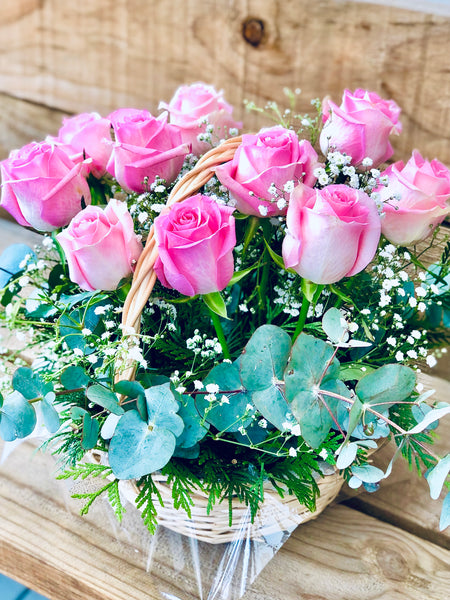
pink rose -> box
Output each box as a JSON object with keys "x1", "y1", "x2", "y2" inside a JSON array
[
  {"x1": 0, "y1": 141, "x2": 91, "y2": 232},
  {"x1": 56, "y1": 199, "x2": 143, "y2": 291},
  {"x1": 377, "y1": 151, "x2": 450, "y2": 245},
  {"x1": 154, "y1": 194, "x2": 235, "y2": 296},
  {"x1": 320, "y1": 89, "x2": 402, "y2": 167},
  {"x1": 215, "y1": 126, "x2": 319, "y2": 217},
  {"x1": 47, "y1": 112, "x2": 113, "y2": 176},
  {"x1": 159, "y1": 82, "x2": 242, "y2": 156},
  {"x1": 106, "y1": 109, "x2": 189, "y2": 192},
  {"x1": 282, "y1": 184, "x2": 381, "y2": 284}
]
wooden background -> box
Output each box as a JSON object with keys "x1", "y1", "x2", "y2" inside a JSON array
[{"x1": 1, "y1": 0, "x2": 450, "y2": 164}]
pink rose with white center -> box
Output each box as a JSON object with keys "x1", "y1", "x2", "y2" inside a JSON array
[
  {"x1": 159, "y1": 82, "x2": 242, "y2": 156},
  {"x1": 47, "y1": 112, "x2": 113, "y2": 176},
  {"x1": 320, "y1": 89, "x2": 402, "y2": 167},
  {"x1": 215, "y1": 126, "x2": 319, "y2": 217},
  {"x1": 377, "y1": 150, "x2": 450, "y2": 245},
  {"x1": 282, "y1": 184, "x2": 381, "y2": 284},
  {"x1": 106, "y1": 109, "x2": 190, "y2": 192},
  {"x1": 56, "y1": 199, "x2": 143, "y2": 291},
  {"x1": 0, "y1": 141, "x2": 91, "y2": 232},
  {"x1": 154, "y1": 194, "x2": 236, "y2": 296}
]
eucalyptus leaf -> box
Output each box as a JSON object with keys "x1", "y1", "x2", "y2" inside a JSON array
[
  {"x1": 426, "y1": 454, "x2": 450, "y2": 500},
  {"x1": 351, "y1": 464, "x2": 385, "y2": 483},
  {"x1": 176, "y1": 394, "x2": 209, "y2": 449},
  {"x1": 407, "y1": 406, "x2": 450, "y2": 435},
  {"x1": 252, "y1": 385, "x2": 293, "y2": 431},
  {"x1": 145, "y1": 383, "x2": 184, "y2": 437},
  {"x1": 322, "y1": 307, "x2": 348, "y2": 344},
  {"x1": 39, "y1": 391, "x2": 61, "y2": 433},
  {"x1": 336, "y1": 442, "x2": 358, "y2": 469},
  {"x1": 12, "y1": 367, "x2": 53, "y2": 400},
  {"x1": 61, "y1": 366, "x2": 90, "y2": 390},
  {"x1": 198, "y1": 362, "x2": 253, "y2": 432},
  {"x1": 355, "y1": 364, "x2": 416, "y2": 408},
  {"x1": 240, "y1": 324, "x2": 291, "y2": 392},
  {"x1": 0, "y1": 391, "x2": 37, "y2": 441},
  {"x1": 109, "y1": 410, "x2": 176, "y2": 479},
  {"x1": 81, "y1": 413, "x2": 100, "y2": 450},
  {"x1": 86, "y1": 385, "x2": 124, "y2": 416},
  {"x1": 439, "y1": 491, "x2": 450, "y2": 531}
]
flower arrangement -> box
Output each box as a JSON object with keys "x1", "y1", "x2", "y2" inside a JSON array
[{"x1": 0, "y1": 83, "x2": 449, "y2": 538}]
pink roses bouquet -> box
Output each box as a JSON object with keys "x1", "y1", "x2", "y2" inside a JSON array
[{"x1": 0, "y1": 84, "x2": 449, "y2": 544}]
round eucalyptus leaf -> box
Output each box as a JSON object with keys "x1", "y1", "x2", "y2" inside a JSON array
[
  {"x1": 0, "y1": 391, "x2": 37, "y2": 441},
  {"x1": 109, "y1": 410, "x2": 176, "y2": 479}
]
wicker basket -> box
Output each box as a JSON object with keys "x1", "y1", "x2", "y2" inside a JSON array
[{"x1": 111, "y1": 136, "x2": 345, "y2": 544}]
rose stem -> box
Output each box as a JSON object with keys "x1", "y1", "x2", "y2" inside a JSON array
[
  {"x1": 293, "y1": 294, "x2": 310, "y2": 341},
  {"x1": 208, "y1": 307, "x2": 231, "y2": 360}
]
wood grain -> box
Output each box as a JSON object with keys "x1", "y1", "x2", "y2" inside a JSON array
[{"x1": 2, "y1": 0, "x2": 450, "y2": 164}]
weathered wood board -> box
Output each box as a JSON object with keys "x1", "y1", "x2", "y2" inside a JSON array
[{"x1": 2, "y1": 0, "x2": 450, "y2": 164}]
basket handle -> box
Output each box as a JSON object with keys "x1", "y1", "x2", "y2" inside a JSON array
[{"x1": 117, "y1": 136, "x2": 242, "y2": 382}]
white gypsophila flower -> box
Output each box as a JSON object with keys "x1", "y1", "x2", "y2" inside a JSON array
[
  {"x1": 362, "y1": 157, "x2": 373, "y2": 167},
  {"x1": 416, "y1": 286, "x2": 427, "y2": 297},
  {"x1": 395, "y1": 351, "x2": 404, "y2": 361},
  {"x1": 314, "y1": 167, "x2": 326, "y2": 178},
  {"x1": 387, "y1": 337, "x2": 397, "y2": 347},
  {"x1": 276, "y1": 198, "x2": 287, "y2": 211},
  {"x1": 319, "y1": 173, "x2": 330, "y2": 186},
  {"x1": 283, "y1": 180, "x2": 295, "y2": 193},
  {"x1": 258, "y1": 205, "x2": 268, "y2": 217},
  {"x1": 289, "y1": 447, "x2": 297, "y2": 457},
  {"x1": 258, "y1": 419, "x2": 268, "y2": 429},
  {"x1": 268, "y1": 183, "x2": 278, "y2": 196},
  {"x1": 205, "y1": 383, "x2": 220, "y2": 394},
  {"x1": 220, "y1": 395, "x2": 230, "y2": 405},
  {"x1": 408, "y1": 297, "x2": 417, "y2": 308},
  {"x1": 417, "y1": 302, "x2": 426, "y2": 312},
  {"x1": 411, "y1": 330, "x2": 421, "y2": 339},
  {"x1": 194, "y1": 380, "x2": 204, "y2": 390},
  {"x1": 407, "y1": 349, "x2": 418, "y2": 359},
  {"x1": 81, "y1": 328, "x2": 92, "y2": 336},
  {"x1": 319, "y1": 448, "x2": 328, "y2": 460}
]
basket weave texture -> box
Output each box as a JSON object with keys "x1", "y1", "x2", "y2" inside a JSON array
[{"x1": 114, "y1": 136, "x2": 344, "y2": 543}]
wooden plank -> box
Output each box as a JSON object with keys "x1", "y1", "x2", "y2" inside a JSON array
[
  {"x1": 2, "y1": 1, "x2": 450, "y2": 163},
  {"x1": 0, "y1": 440, "x2": 449, "y2": 600}
]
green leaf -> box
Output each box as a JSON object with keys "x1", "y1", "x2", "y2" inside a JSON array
[
  {"x1": 175, "y1": 394, "x2": 209, "y2": 449},
  {"x1": 439, "y1": 492, "x2": 450, "y2": 531},
  {"x1": 240, "y1": 324, "x2": 291, "y2": 392},
  {"x1": 251, "y1": 386, "x2": 293, "y2": 431},
  {"x1": 355, "y1": 364, "x2": 416, "y2": 408},
  {"x1": 203, "y1": 292, "x2": 228, "y2": 319},
  {"x1": 284, "y1": 334, "x2": 345, "y2": 448},
  {"x1": 284, "y1": 334, "x2": 339, "y2": 402},
  {"x1": 0, "y1": 391, "x2": 37, "y2": 441},
  {"x1": 39, "y1": 391, "x2": 61, "y2": 433},
  {"x1": 198, "y1": 362, "x2": 253, "y2": 432},
  {"x1": 336, "y1": 442, "x2": 358, "y2": 469},
  {"x1": 322, "y1": 307, "x2": 347, "y2": 344},
  {"x1": 81, "y1": 413, "x2": 100, "y2": 450},
  {"x1": 347, "y1": 396, "x2": 364, "y2": 437},
  {"x1": 264, "y1": 240, "x2": 288, "y2": 271},
  {"x1": 115, "y1": 380, "x2": 147, "y2": 420},
  {"x1": 61, "y1": 366, "x2": 90, "y2": 390},
  {"x1": 351, "y1": 464, "x2": 385, "y2": 483},
  {"x1": 86, "y1": 385, "x2": 124, "y2": 416},
  {"x1": 109, "y1": 410, "x2": 176, "y2": 479},
  {"x1": 12, "y1": 367, "x2": 52, "y2": 400},
  {"x1": 426, "y1": 454, "x2": 450, "y2": 500},
  {"x1": 145, "y1": 383, "x2": 184, "y2": 437},
  {"x1": 229, "y1": 265, "x2": 256, "y2": 285},
  {"x1": 340, "y1": 364, "x2": 376, "y2": 381}
]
